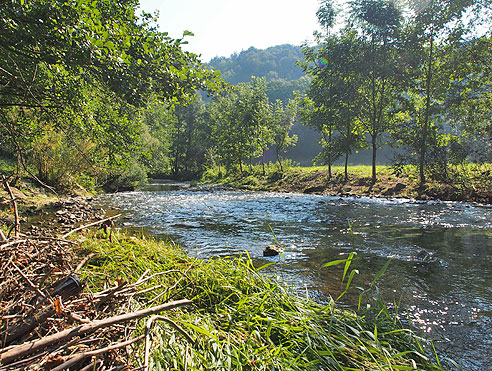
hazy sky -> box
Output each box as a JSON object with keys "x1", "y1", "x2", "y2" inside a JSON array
[{"x1": 138, "y1": 0, "x2": 322, "y2": 62}]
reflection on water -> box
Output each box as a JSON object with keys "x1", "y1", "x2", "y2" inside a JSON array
[{"x1": 97, "y1": 185, "x2": 492, "y2": 370}]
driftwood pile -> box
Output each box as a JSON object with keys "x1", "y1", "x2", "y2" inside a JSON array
[{"x1": 0, "y1": 179, "x2": 193, "y2": 370}]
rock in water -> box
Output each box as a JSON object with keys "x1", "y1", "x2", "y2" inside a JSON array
[{"x1": 263, "y1": 244, "x2": 283, "y2": 257}]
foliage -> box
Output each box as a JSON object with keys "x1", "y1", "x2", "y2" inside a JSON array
[
  {"x1": 0, "y1": 0, "x2": 223, "y2": 190},
  {"x1": 208, "y1": 77, "x2": 273, "y2": 172},
  {"x1": 348, "y1": 0, "x2": 403, "y2": 184},
  {"x1": 271, "y1": 100, "x2": 298, "y2": 171},
  {"x1": 297, "y1": 0, "x2": 492, "y2": 188},
  {"x1": 299, "y1": 29, "x2": 365, "y2": 181}
]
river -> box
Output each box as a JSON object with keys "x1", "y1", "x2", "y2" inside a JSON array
[{"x1": 96, "y1": 181, "x2": 492, "y2": 370}]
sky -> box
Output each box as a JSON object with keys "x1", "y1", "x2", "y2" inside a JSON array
[{"x1": 138, "y1": 0, "x2": 322, "y2": 62}]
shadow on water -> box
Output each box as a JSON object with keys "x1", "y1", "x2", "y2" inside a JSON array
[
  {"x1": 141, "y1": 179, "x2": 191, "y2": 192},
  {"x1": 96, "y1": 187, "x2": 492, "y2": 370}
]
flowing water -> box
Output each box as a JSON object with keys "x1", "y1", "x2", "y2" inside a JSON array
[{"x1": 97, "y1": 181, "x2": 492, "y2": 370}]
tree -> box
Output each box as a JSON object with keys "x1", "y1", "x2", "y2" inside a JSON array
[
  {"x1": 208, "y1": 77, "x2": 272, "y2": 173},
  {"x1": 300, "y1": 28, "x2": 364, "y2": 181},
  {"x1": 399, "y1": 0, "x2": 481, "y2": 187},
  {"x1": 296, "y1": 94, "x2": 341, "y2": 179},
  {"x1": 442, "y1": 33, "x2": 492, "y2": 162},
  {"x1": 349, "y1": 0, "x2": 403, "y2": 184},
  {"x1": 170, "y1": 97, "x2": 208, "y2": 177},
  {"x1": 271, "y1": 99, "x2": 298, "y2": 172}
]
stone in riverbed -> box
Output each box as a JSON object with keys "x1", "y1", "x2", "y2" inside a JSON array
[{"x1": 263, "y1": 244, "x2": 284, "y2": 257}]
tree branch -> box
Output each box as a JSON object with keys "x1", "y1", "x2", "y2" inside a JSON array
[{"x1": 0, "y1": 299, "x2": 193, "y2": 365}]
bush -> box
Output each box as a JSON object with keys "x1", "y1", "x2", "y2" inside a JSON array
[{"x1": 102, "y1": 161, "x2": 148, "y2": 193}]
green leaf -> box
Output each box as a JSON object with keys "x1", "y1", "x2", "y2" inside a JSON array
[
  {"x1": 256, "y1": 262, "x2": 275, "y2": 271},
  {"x1": 321, "y1": 259, "x2": 347, "y2": 268},
  {"x1": 184, "y1": 323, "x2": 218, "y2": 341},
  {"x1": 104, "y1": 41, "x2": 115, "y2": 50},
  {"x1": 342, "y1": 252, "x2": 355, "y2": 282},
  {"x1": 371, "y1": 259, "x2": 392, "y2": 288}
]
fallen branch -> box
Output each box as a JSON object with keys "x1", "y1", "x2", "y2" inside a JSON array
[
  {"x1": 0, "y1": 239, "x2": 27, "y2": 249},
  {"x1": 2, "y1": 306, "x2": 55, "y2": 346},
  {"x1": 79, "y1": 359, "x2": 102, "y2": 371},
  {"x1": 51, "y1": 334, "x2": 146, "y2": 371},
  {"x1": 62, "y1": 214, "x2": 122, "y2": 239},
  {"x1": 74, "y1": 253, "x2": 95, "y2": 273},
  {"x1": 0, "y1": 299, "x2": 193, "y2": 365}
]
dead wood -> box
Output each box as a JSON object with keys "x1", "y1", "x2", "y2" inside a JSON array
[
  {"x1": 1, "y1": 206, "x2": 196, "y2": 369},
  {"x1": 62, "y1": 214, "x2": 121, "y2": 239},
  {"x1": 0, "y1": 299, "x2": 192, "y2": 365},
  {"x1": 11, "y1": 261, "x2": 48, "y2": 300},
  {"x1": 74, "y1": 253, "x2": 95, "y2": 273},
  {"x1": 2, "y1": 306, "x2": 55, "y2": 346},
  {"x1": 79, "y1": 359, "x2": 102, "y2": 371},
  {"x1": 51, "y1": 334, "x2": 146, "y2": 371}
]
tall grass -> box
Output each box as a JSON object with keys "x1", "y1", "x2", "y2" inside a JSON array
[{"x1": 79, "y1": 231, "x2": 446, "y2": 370}]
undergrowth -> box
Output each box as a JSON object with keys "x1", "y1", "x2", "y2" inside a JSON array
[{"x1": 77, "y1": 230, "x2": 447, "y2": 370}]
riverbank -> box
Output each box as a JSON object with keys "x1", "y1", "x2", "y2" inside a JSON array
[
  {"x1": 200, "y1": 164, "x2": 492, "y2": 204},
  {"x1": 1, "y1": 227, "x2": 447, "y2": 370},
  {"x1": 0, "y1": 184, "x2": 448, "y2": 370}
]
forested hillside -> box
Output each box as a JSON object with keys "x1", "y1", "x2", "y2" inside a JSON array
[
  {"x1": 207, "y1": 44, "x2": 311, "y2": 102},
  {"x1": 208, "y1": 44, "x2": 305, "y2": 84}
]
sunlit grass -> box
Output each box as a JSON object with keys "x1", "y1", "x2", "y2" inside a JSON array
[
  {"x1": 200, "y1": 161, "x2": 492, "y2": 203},
  {"x1": 78, "y1": 230, "x2": 447, "y2": 370}
]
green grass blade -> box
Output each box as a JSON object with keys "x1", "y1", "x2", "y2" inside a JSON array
[{"x1": 371, "y1": 259, "x2": 392, "y2": 288}]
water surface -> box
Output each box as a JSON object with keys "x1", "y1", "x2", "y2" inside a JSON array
[{"x1": 97, "y1": 182, "x2": 492, "y2": 370}]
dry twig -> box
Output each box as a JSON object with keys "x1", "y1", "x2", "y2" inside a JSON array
[{"x1": 62, "y1": 214, "x2": 121, "y2": 239}]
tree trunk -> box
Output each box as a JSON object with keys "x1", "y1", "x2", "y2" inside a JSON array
[
  {"x1": 328, "y1": 129, "x2": 332, "y2": 180},
  {"x1": 276, "y1": 148, "x2": 283, "y2": 172},
  {"x1": 420, "y1": 33, "x2": 434, "y2": 189},
  {"x1": 370, "y1": 40, "x2": 378, "y2": 186},
  {"x1": 344, "y1": 151, "x2": 349, "y2": 182},
  {"x1": 262, "y1": 151, "x2": 266, "y2": 176},
  {"x1": 371, "y1": 133, "x2": 377, "y2": 185}
]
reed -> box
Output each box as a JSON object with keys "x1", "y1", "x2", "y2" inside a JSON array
[{"x1": 78, "y1": 230, "x2": 447, "y2": 370}]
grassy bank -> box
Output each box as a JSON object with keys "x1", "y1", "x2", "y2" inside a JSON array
[
  {"x1": 75, "y1": 230, "x2": 446, "y2": 370},
  {"x1": 201, "y1": 163, "x2": 492, "y2": 203}
]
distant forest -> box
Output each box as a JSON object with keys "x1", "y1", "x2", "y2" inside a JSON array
[
  {"x1": 208, "y1": 45, "x2": 311, "y2": 103},
  {"x1": 208, "y1": 44, "x2": 305, "y2": 84},
  {"x1": 207, "y1": 45, "x2": 321, "y2": 164}
]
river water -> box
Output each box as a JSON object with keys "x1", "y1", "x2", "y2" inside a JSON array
[{"x1": 97, "y1": 181, "x2": 492, "y2": 370}]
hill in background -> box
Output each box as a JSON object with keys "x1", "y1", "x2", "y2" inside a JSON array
[
  {"x1": 207, "y1": 44, "x2": 311, "y2": 102},
  {"x1": 208, "y1": 44, "x2": 305, "y2": 84}
]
